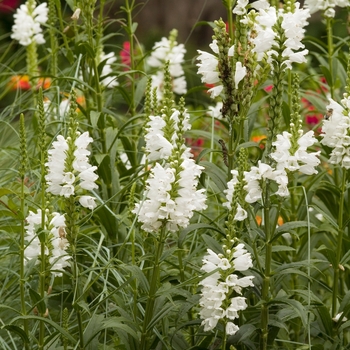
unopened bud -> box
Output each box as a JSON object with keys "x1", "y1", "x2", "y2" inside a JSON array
[{"x1": 71, "y1": 8, "x2": 81, "y2": 20}]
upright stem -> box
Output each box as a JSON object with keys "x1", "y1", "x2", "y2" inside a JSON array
[
  {"x1": 261, "y1": 183, "x2": 272, "y2": 350},
  {"x1": 19, "y1": 114, "x2": 29, "y2": 350},
  {"x1": 124, "y1": 0, "x2": 136, "y2": 116},
  {"x1": 225, "y1": 0, "x2": 235, "y2": 41},
  {"x1": 140, "y1": 226, "x2": 167, "y2": 350},
  {"x1": 20, "y1": 176, "x2": 30, "y2": 350},
  {"x1": 48, "y1": 0, "x2": 58, "y2": 77},
  {"x1": 177, "y1": 246, "x2": 195, "y2": 347},
  {"x1": 332, "y1": 170, "x2": 346, "y2": 318},
  {"x1": 38, "y1": 135, "x2": 47, "y2": 350},
  {"x1": 326, "y1": 17, "x2": 334, "y2": 99}
]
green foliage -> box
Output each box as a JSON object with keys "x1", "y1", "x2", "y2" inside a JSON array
[{"x1": 1, "y1": 0, "x2": 350, "y2": 349}]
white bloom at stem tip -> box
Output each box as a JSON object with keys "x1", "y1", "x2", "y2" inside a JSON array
[
  {"x1": 45, "y1": 131, "x2": 98, "y2": 207},
  {"x1": 11, "y1": 1, "x2": 48, "y2": 46},
  {"x1": 147, "y1": 33, "x2": 187, "y2": 98}
]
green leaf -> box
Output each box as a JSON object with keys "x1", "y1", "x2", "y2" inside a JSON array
[
  {"x1": 135, "y1": 75, "x2": 147, "y2": 108},
  {"x1": 272, "y1": 221, "x2": 317, "y2": 242},
  {"x1": 179, "y1": 223, "x2": 224, "y2": 248},
  {"x1": 201, "y1": 233, "x2": 224, "y2": 254},
  {"x1": 120, "y1": 264, "x2": 150, "y2": 292},
  {"x1": 102, "y1": 317, "x2": 138, "y2": 339},
  {"x1": 148, "y1": 296, "x2": 175, "y2": 331},
  {"x1": 1, "y1": 325, "x2": 30, "y2": 344},
  {"x1": 315, "y1": 305, "x2": 333, "y2": 336},
  {"x1": 200, "y1": 161, "x2": 227, "y2": 192},
  {"x1": 90, "y1": 111, "x2": 101, "y2": 129},
  {"x1": 10, "y1": 316, "x2": 76, "y2": 343},
  {"x1": 28, "y1": 288, "x2": 46, "y2": 314},
  {"x1": 271, "y1": 245, "x2": 296, "y2": 252},
  {"x1": 83, "y1": 314, "x2": 105, "y2": 348},
  {"x1": 270, "y1": 298, "x2": 308, "y2": 327}
]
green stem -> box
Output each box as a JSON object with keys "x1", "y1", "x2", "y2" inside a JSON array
[
  {"x1": 140, "y1": 226, "x2": 167, "y2": 350},
  {"x1": 226, "y1": 0, "x2": 235, "y2": 41},
  {"x1": 20, "y1": 177, "x2": 30, "y2": 350},
  {"x1": 326, "y1": 17, "x2": 334, "y2": 99},
  {"x1": 48, "y1": 0, "x2": 58, "y2": 77},
  {"x1": 177, "y1": 247, "x2": 195, "y2": 347},
  {"x1": 221, "y1": 323, "x2": 227, "y2": 350},
  {"x1": 124, "y1": 0, "x2": 136, "y2": 116},
  {"x1": 332, "y1": 170, "x2": 346, "y2": 318},
  {"x1": 261, "y1": 182, "x2": 272, "y2": 350},
  {"x1": 38, "y1": 131, "x2": 48, "y2": 350}
]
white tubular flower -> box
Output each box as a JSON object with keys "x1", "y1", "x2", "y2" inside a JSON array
[
  {"x1": 199, "y1": 245, "x2": 254, "y2": 334},
  {"x1": 144, "y1": 115, "x2": 173, "y2": 161},
  {"x1": 100, "y1": 51, "x2": 118, "y2": 88},
  {"x1": 252, "y1": 6, "x2": 277, "y2": 60},
  {"x1": 45, "y1": 131, "x2": 98, "y2": 207},
  {"x1": 321, "y1": 96, "x2": 350, "y2": 169},
  {"x1": 46, "y1": 135, "x2": 69, "y2": 195},
  {"x1": 11, "y1": 1, "x2": 48, "y2": 46},
  {"x1": 147, "y1": 33, "x2": 187, "y2": 97},
  {"x1": 79, "y1": 195, "x2": 97, "y2": 210},
  {"x1": 133, "y1": 155, "x2": 207, "y2": 233},
  {"x1": 197, "y1": 40, "x2": 234, "y2": 98},
  {"x1": 244, "y1": 161, "x2": 290, "y2": 203},
  {"x1": 224, "y1": 170, "x2": 247, "y2": 221},
  {"x1": 226, "y1": 322, "x2": 240, "y2": 336},
  {"x1": 252, "y1": 2, "x2": 310, "y2": 69},
  {"x1": 305, "y1": 0, "x2": 349, "y2": 18},
  {"x1": 223, "y1": 170, "x2": 239, "y2": 210},
  {"x1": 234, "y1": 62, "x2": 247, "y2": 89},
  {"x1": 233, "y1": 243, "x2": 253, "y2": 271},
  {"x1": 207, "y1": 102, "x2": 223, "y2": 119},
  {"x1": 133, "y1": 163, "x2": 176, "y2": 232},
  {"x1": 233, "y1": 0, "x2": 249, "y2": 15},
  {"x1": 271, "y1": 129, "x2": 320, "y2": 175},
  {"x1": 244, "y1": 162, "x2": 272, "y2": 203},
  {"x1": 24, "y1": 210, "x2": 70, "y2": 277}
]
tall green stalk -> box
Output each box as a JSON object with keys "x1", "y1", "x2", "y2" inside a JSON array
[
  {"x1": 140, "y1": 225, "x2": 167, "y2": 350},
  {"x1": 261, "y1": 184, "x2": 272, "y2": 350},
  {"x1": 326, "y1": 17, "x2": 334, "y2": 99},
  {"x1": 37, "y1": 89, "x2": 47, "y2": 350},
  {"x1": 332, "y1": 170, "x2": 346, "y2": 318},
  {"x1": 123, "y1": 0, "x2": 137, "y2": 117},
  {"x1": 19, "y1": 114, "x2": 30, "y2": 350}
]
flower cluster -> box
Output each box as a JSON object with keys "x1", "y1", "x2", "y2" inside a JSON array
[
  {"x1": 11, "y1": 1, "x2": 48, "y2": 46},
  {"x1": 197, "y1": 40, "x2": 239, "y2": 98},
  {"x1": 144, "y1": 109, "x2": 191, "y2": 161},
  {"x1": 25, "y1": 210, "x2": 70, "y2": 277},
  {"x1": 147, "y1": 30, "x2": 187, "y2": 97},
  {"x1": 271, "y1": 130, "x2": 320, "y2": 175},
  {"x1": 249, "y1": 0, "x2": 310, "y2": 69},
  {"x1": 223, "y1": 170, "x2": 248, "y2": 221},
  {"x1": 321, "y1": 97, "x2": 350, "y2": 169},
  {"x1": 45, "y1": 131, "x2": 98, "y2": 209},
  {"x1": 134, "y1": 155, "x2": 206, "y2": 232},
  {"x1": 199, "y1": 245, "x2": 254, "y2": 335},
  {"x1": 305, "y1": 0, "x2": 349, "y2": 18},
  {"x1": 134, "y1": 105, "x2": 206, "y2": 232},
  {"x1": 244, "y1": 161, "x2": 289, "y2": 202}
]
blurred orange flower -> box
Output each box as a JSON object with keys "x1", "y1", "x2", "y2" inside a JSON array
[
  {"x1": 37, "y1": 77, "x2": 51, "y2": 90},
  {"x1": 8, "y1": 75, "x2": 51, "y2": 91},
  {"x1": 8, "y1": 75, "x2": 31, "y2": 90}
]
